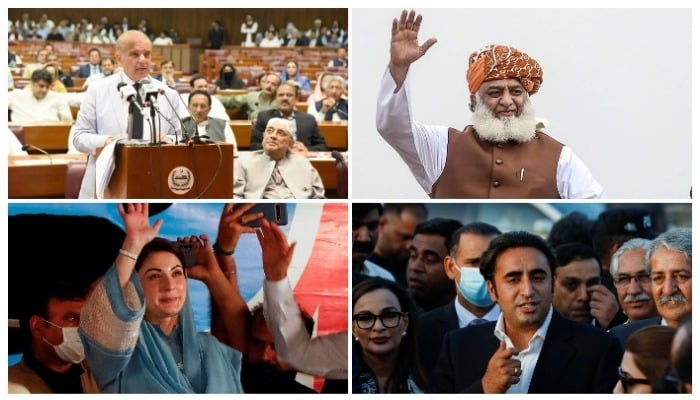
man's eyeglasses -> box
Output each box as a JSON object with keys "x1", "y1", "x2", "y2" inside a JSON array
[
  {"x1": 613, "y1": 272, "x2": 651, "y2": 287},
  {"x1": 353, "y1": 311, "x2": 405, "y2": 330},
  {"x1": 618, "y1": 366, "x2": 650, "y2": 393}
]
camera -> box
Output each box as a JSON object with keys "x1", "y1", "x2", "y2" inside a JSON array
[
  {"x1": 171, "y1": 241, "x2": 197, "y2": 268},
  {"x1": 244, "y1": 203, "x2": 288, "y2": 227}
]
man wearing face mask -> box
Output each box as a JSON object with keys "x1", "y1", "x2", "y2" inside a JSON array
[
  {"x1": 418, "y1": 222, "x2": 501, "y2": 373},
  {"x1": 9, "y1": 281, "x2": 99, "y2": 393}
]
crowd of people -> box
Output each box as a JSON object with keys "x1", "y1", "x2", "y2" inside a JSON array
[
  {"x1": 9, "y1": 12, "x2": 348, "y2": 50},
  {"x1": 9, "y1": 13, "x2": 178, "y2": 45},
  {"x1": 351, "y1": 204, "x2": 692, "y2": 394},
  {"x1": 8, "y1": 203, "x2": 348, "y2": 393},
  {"x1": 234, "y1": 14, "x2": 347, "y2": 49},
  {"x1": 8, "y1": 20, "x2": 348, "y2": 199}
]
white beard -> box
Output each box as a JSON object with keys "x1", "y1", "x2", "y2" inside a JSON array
[{"x1": 472, "y1": 98, "x2": 537, "y2": 143}]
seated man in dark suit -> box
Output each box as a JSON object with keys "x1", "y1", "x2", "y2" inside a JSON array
[
  {"x1": 77, "y1": 48, "x2": 102, "y2": 78},
  {"x1": 431, "y1": 231, "x2": 622, "y2": 393},
  {"x1": 180, "y1": 90, "x2": 237, "y2": 151},
  {"x1": 251, "y1": 83, "x2": 328, "y2": 153}
]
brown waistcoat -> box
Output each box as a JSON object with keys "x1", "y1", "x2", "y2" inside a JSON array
[{"x1": 430, "y1": 126, "x2": 563, "y2": 199}]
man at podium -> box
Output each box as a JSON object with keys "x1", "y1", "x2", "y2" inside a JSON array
[
  {"x1": 234, "y1": 118, "x2": 325, "y2": 199},
  {"x1": 72, "y1": 30, "x2": 184, "y2": 199}
]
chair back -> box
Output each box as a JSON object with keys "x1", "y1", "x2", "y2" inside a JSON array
[{"x1": 64, "y1": 161, "x2": 87, "y2": 199}]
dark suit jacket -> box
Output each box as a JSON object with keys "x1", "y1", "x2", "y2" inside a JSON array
[
  {"x1": 431, "y1": 310, "x2": 622, "y2": 393},
  {"x1": 418, "y1": 302, "x2": 459, "y2": 373},
  {"x1": 251, "y1": 109, "x2": 328, "y2": 151},
  {"x1": 77, "y1": 64, "x2": 99, "y2": 78},
  {"x1": 608, "y1": 316, "x2": 662, "y2": 347}
]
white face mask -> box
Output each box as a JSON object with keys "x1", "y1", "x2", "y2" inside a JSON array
[{"x1": 41, "y1": 318, "x2": 85, "y2": 364}]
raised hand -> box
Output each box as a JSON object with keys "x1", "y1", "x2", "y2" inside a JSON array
[
  {"x1": 255, "y1": 218, "x2": 297, "y2": 282},
  {"x1": 389, "y1": 9, "x2": 437, "y2": 88},
  {"x1": 181, "y1": 234, "x2": 218, "y2": 283},
  {"x1": 588, "y1": 284, "x2": 620, "y2": 330},
  {"x1": 481, "y1": 341, "x2": 522, "y2": 393},
  {"x1": 117, "y1": 203, "x2": 163, "y2": 250},
  {"x1": 320, "y1": 96, "x2": 337, "y2": 113},
  {"x1": 216, "y1": 203, "x2": 261, "y2": 254},
  {"x1": 116, "y1": 203, "x2": 163, "y2": 287}
]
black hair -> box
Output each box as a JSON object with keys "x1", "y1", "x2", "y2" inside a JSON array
[
  {"x1": 189, "y1": 74, "x2": 207, "y2": 88},
  {"x1": 547, "y1": 211, "x2": 594, "y2": 248},
  {"x1": 276, "y1": 82, "x2": 299, "y2": 97},
  {"x1": 188, "y1": 89, "x2": 211, "y2": 107},
  {"x1": 449, "y1": 222, "x2": 501, "y2": 258},
  {"x1": 414, "y1": 218, "x2": 463, "y2": 252},
  {"x1": 352, "y1": 203, "x2": 383, "y2": 220},
  {"x1": 134, "y1": 237, "x2": 187, "y2": 272},
  {"x1": 480, "y1": 231, "x2": 556, "y2": 282},
  {"x1": 553, "y1": 243, "x2": 600, "y2": 275},
  {"x1": 31, "y1": 69, "x2": 53, "y2": 84}
]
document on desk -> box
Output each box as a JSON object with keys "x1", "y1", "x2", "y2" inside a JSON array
[{"x1": 95, "y1": 141, "x2": 118, "y2": 199}]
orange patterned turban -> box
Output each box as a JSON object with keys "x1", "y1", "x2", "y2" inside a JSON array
[{"x1": 466, "y1": 45, "x2": 543, "y2": 95}]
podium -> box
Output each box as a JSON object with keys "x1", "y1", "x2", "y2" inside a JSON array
[{"x1": 106, "y1": 143, "x2": 233, "y2": 199}]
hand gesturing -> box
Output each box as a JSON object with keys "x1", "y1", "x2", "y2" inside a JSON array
[{"x1": 390, "y1": 9, "x2": 437, "y2": 69}]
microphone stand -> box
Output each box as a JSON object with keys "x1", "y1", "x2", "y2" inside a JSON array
[
  {"x1": 150, "y1": 101, "x2": 158, "y2": 145},
  {"x1": 22, "y1": 144, "x2": 54, "y2": 164}
]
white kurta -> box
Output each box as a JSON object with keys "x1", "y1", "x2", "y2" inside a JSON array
[{"x1": 375, "y1": 67, "x2": 604, "y2": 199}]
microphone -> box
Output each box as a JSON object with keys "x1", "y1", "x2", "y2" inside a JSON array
[
  {"x1": 22, "y1": 144, "x2": 53, "y2": 164},
  {"x1": 138, "y1": 79, "x2": 160, "y2": 108},
  {"x1": 331, "y1": 150, "x2": 345, "y2": 163},
  {"x1": 139, "y1": 79, "x2": 160, "y2": 145},
  {"x1": 117, "y1": 82, "x2": 145, "y2": 115}
]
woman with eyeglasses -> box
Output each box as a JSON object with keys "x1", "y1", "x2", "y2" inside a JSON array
[
  {"x1": 613, "y1": 325, "x2": 677, "y2": 394},
  {"x1": 352, "y1": 277, "x2": 427, "y2": 393}
]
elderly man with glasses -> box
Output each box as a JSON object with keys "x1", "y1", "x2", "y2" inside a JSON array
[{"x1": 609, "y1": 238, "x2": 659, "y2": 324}]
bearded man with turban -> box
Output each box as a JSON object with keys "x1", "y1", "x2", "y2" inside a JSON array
[{"x1": 376, "y1": 9, "x2": 604, "y2": 199}]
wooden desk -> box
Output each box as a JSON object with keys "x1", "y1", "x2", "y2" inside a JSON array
[
  {"x1": 9, "y1": 148, "x2": 341, "y2": 199},
  {"x1": 230, "y1": 120, "x2": 347, "y2": 150},
  {"x1": 318, "y1": 122, "x2": 348, "y2": 149},
  {"x1": 9, "y1": 122, "x2": 72, "y2": 153},
  {"x1": 230, "y1": 120, "x2": 254, "y2": 147},
  {"x1": 71, "y1": 77, "x2": 86, "y2": 88},
  {"x1": 217, "y1": 89, "x2": 248, "y2": 97},
  {"x1": 308, "y1": 152, "x2": 338, "y2": 192},
  {"x1": 8, "y1": 154, "x2": 87, "y2": 198}
]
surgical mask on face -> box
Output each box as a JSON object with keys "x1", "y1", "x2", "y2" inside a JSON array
[
  {"x1": 457, "y1": 265, "x2": 494, "y2": 307},
  {"x1": 41, "y1": 318, "x2": 85, "y2": 364}
]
